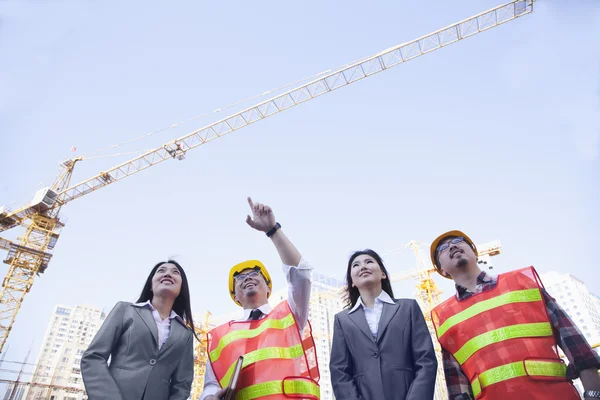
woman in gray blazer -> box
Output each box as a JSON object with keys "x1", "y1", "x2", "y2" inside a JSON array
[
  {"x1": 330, "y1": 249, "x2": 437, "y2": 400},
  {"x1": 81, "y1": 260, "x2": 196, "y2": 400}
]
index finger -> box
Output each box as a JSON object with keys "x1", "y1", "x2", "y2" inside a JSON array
[{"x1": 247, "y1": 197, "x2": 254, "y2": 210}]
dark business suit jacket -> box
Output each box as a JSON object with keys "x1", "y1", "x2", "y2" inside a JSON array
[
  {"x1": 329, "y1": 298, "x2": 437, "y2": 400},
  {"x1": 81, "y1": 301, "x2": 194, "y2": 400}
]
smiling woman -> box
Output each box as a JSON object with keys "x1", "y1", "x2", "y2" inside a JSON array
[
  {"x1": 330, "y1": 249, "x2": 438, "y2": 400},
  {"x1": 80, "y1": 260, "x2": 196, "y2": 400}
]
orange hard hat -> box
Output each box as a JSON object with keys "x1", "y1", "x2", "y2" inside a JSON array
[{"x1": 430, "y1": 230, "x2": 478, "y2": 279}]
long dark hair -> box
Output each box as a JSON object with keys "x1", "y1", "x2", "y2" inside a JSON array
[
  {"x1": 343, "y1": 249, "x2": 395, "y2": 309},
  {"x1": 136, "y1": 260, "x2": 199, "y2": 340}
]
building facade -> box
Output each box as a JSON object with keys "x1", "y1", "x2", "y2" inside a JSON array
[
  {"x1": 28, "y1": 304, "x2": 105, "y2": 400},
  {"x1": 541, "y1": 271, "x2": 600, "y2": 397},
  {"x1": 2, "y1": 383, "x2": 26, "y2": 400},
  {"x1": 542, "y1": 272, "x2": 600, "y2": 346}
]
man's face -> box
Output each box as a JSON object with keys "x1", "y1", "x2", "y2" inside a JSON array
[
  {"x1": 233, "y1": 268, "x2": 270, "y2": 307},
  {"x1": 437, "y1": 236, "x2": 477, "y2": 278}
]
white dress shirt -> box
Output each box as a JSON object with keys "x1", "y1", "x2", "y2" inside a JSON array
[
  {"x1": 348, "y1": 290, "x2": 395, "y2": 337},
  {"x1": 199, "y1": 258, "x2": 312, "y2": 399},
  {"x1": 132, "y1": 300, "x2": 183, "y2": 350}
]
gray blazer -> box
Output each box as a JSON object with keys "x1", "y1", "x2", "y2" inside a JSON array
[
  {"x1": 329, "y1": 299, "x2": 437, "y2": 400},
  {"x1": 81, "y1": 301, "x2": 194, "y2": 400}
]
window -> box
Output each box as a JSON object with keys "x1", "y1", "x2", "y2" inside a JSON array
[{"x1": 56, "y1": 307, "x2": 71, "y2": 316}]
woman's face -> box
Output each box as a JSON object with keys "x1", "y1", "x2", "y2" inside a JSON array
[
  {"x1": 350, "y1": 254, "x2": 386, "y2": 290},
  {"x1": 151, "y1": 263, "x2": 182, "y2": 298}
]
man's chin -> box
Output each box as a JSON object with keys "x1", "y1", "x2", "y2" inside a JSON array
[{"x1": 456, "y1": 258, "x2": 469, "y2": 268}]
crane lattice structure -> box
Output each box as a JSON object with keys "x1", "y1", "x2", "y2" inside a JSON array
[
  {"x1": 190, "y1": 311, "x2": 212, "y2": 400},
  {"x1": 0, "y1": 0, "x2": 534, "y2": 353}
]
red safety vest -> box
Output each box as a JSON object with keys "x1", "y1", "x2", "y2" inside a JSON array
[
  {"x1": 207, "y1": 301, "x2": 320, "y2": 400},
  {"x1": 431, "y1": 267, "x2": 579, "y2": 399}
]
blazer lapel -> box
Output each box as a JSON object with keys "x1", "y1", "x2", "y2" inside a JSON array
[
  {"x1": 159, "y1": 318, "x2": 187, "y2": 355},
  {"x1": 135, "y1": 306, "x2": 159, "y2": 347},
  {"x1": 348, "y1": 308, "x2": 374, "y2": 342},
  {"x1": 377, "y1": 300, "x2": 401, "y2": 343}
]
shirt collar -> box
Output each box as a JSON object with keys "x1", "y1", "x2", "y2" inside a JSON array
[
  {"x1": 349, "y1": 290, "x2": 395, "y2": 314},
  {"x1": 133, "y1": 300, "x2": 183, "y2": 323},
  {"x1": 455, "y1": 270, "x2": 496, "y2": 298},
  {"x1": 242, "y1": 303, "x2": 272, "y2": 320}
]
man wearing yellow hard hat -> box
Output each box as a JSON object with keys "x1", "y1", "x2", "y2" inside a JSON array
[
  {"x1": 428, "y1": 230, "x2": 600, "y2": 400},
  {"x1": 200, "y1": 197, "x2": 319, "y2": 400}
]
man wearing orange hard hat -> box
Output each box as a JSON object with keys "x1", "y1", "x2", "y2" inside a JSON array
[
  {"x1": 200, "y1": 197, "x2": 320, "y2": 400},
  {"x1": 428, "y1": 230, "x2": 600, "y2": 400}
]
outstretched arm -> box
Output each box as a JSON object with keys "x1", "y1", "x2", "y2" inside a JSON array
[
  {"x1": 245, "y1": 197, "x2": 300, "y2": 266},
  {"x1": 245, "y1": 197, "x2": 310, "y2": 329}
]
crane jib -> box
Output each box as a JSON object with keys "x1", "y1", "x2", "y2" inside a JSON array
[{"x1": 0, "y1": 0, "x2": 534, "y2": 355}]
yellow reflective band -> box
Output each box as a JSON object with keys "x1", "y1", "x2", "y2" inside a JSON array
[
  {"x1": 471, "y1": 360, "x2": 567, "y2": 397},
  {"x1": 219, "y1": 344, "x2": 304, "y2": 387},
  {"x1": 236, "y1": 379, "x2": 320, "y2": 400},
  {"x1": 436, "y1": 289, "x2": 542, "y2": 338},
  {"x1": 209, "y1": 313, "x2": 296, "y2": 362},
  {"x1": 454, "y1": 322, "x2": 553, "y2": 365}
]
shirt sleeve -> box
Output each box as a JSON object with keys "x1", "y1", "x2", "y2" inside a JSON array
[
  {"x1": 542, "y1": 289, "x2": 600, "y2": 378},
  {"x1": 283, "y1": 257, "x2": 312, "y2": 331},
  {"x1": 442, "y1": 348, "x2": 474, "y2": 400},
  {"x1": 199, "y1": 360, "x2": 220, "y2": 399}
]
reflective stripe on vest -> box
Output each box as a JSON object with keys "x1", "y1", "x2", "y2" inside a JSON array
[
  {"x1": 219, "y1": 344, "x2": 304, "y2": 387},
  {"x1": 209, "y1": 313, "x2": 296, "y2": 362},
  {"x1": 471, "y1": 360, "x2": 567, "y2": 398},
  {"x1": 436, "y1": 289, "x2": 543, "y2": 338},
  {"x1": 432, "y1": 267, "x2": 578, "y2": 400},
  {"x1": 454, "y1": 322, "x2": 553, "y2": 365},
  {"x1": 236, "y1": 378, "x2": 320, "y2": 400},
  {"x1": 207, "y1": 301, "x2": 320, "y2": 399}
]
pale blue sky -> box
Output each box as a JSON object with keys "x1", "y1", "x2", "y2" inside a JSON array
[{"x1": 0, "y1": 0, "x2": 598, "y2": 377}]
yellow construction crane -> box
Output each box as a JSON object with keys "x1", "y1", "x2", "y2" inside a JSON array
[
  {"x1": 0, "y1": 0, "x2": 535, "y2": 353},
  {"x1": 191, "y1": 311, "x2": 212, "y2": 400}
]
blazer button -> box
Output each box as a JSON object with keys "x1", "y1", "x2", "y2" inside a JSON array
[
  {"x1": 149, "y1": 359, "x2": 157, "y2": 365},
  {"x1": 373, "y1": 352, "x2": 379, "y2": 358}
]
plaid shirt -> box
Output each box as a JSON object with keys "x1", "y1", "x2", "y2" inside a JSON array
[{"x1": 443, "y1": 271, "x2": 600, "y2": 400}]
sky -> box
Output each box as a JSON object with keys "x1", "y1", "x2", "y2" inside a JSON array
[{"x1": 1, "y1": 0, "x2": 599, "y2": 379}]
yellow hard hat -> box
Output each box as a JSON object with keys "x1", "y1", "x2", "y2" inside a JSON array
[
  {"x1": 229, "y1": 260, "x2": 272, "y2": 306},
  {"x1": 430, "y1": 230, "x2": 478, "y2": 279}
]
